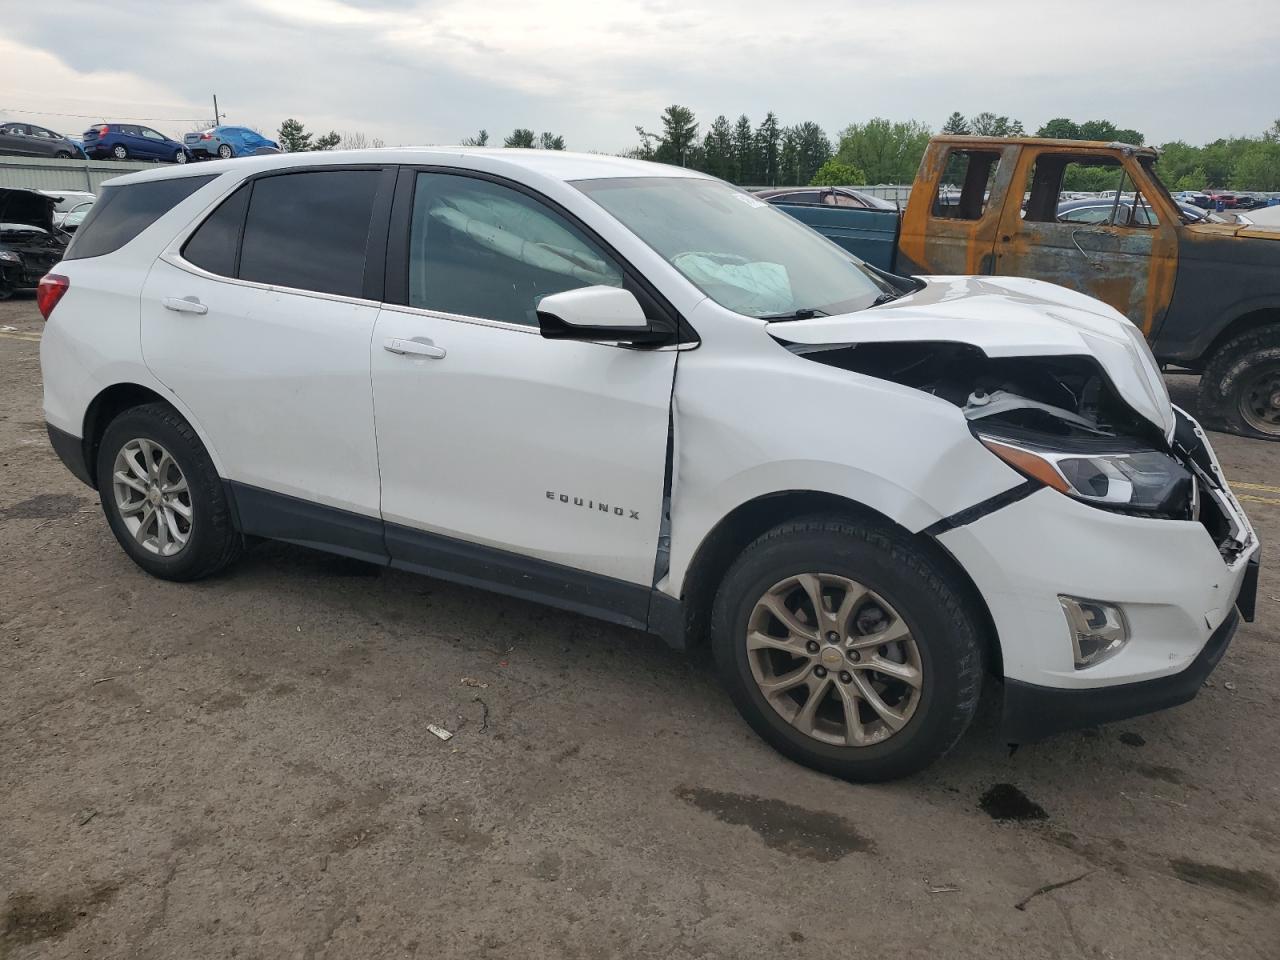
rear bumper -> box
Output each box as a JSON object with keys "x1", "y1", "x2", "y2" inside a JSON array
[
  {"x1": 1001, "y1": 606, "x2": 1240, "y2": 743},
  {"x1": 47, "y1": 422, "x2": 94, "y2": 487}
]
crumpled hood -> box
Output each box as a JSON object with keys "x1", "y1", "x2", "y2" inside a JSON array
[{"x1": 770, "y1": 275, "x2": 1175, "y2": 437}]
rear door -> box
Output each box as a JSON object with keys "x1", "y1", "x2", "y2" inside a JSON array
[
  {"x1": 371, "y1": 168, "x2": 677, "y2": 602},
  {"x1": 897, "y1": 144, "x2": 1016, "y2": 276},
  {"x1": 141, "y1": 166, "x2": 395, "y2": 551},
  {"x1": 992, "y1": 148, "x2": 1178, "y2": 336}
]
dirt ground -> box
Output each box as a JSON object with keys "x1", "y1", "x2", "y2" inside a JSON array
[{"x1": 1, "y1": 292, "x2": 1278, "y2": 960}]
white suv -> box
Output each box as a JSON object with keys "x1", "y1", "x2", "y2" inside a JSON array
[{"x1": 38, "y1": 150, "x2": 1259, "y2": 781}]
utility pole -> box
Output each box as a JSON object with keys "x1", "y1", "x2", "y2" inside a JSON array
[{"x1": 212, "y1": 94, "x2": 221, "y2": 128}]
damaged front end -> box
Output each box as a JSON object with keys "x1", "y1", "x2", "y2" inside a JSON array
[{"x1": 782, "y1": 337, "x2": 1253, "y2": 567}]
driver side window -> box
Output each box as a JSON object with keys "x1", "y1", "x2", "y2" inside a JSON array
[{"x1": 406, "y1": 172, "x2": 623, "y2": 327}]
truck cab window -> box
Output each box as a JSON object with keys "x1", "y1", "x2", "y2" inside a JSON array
[{"x1": 932, "y1": 150, "x2": 999, "y2": 221}]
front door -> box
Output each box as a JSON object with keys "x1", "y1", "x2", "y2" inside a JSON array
[
  {"x1": 141, "y1": 168, "x2": 392, "y2": 553},
  {"x1": 993, "y1": 148, "x2": 1179, "y2": 336},
  {"x1": 371, "y1": 169, "x2": 676, "y2": 604}
]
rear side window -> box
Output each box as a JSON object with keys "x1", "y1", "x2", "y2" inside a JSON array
[
  {"x1": 237, "y1": 170, "x2": 380, "y2": 297},
  {"x1": 181, "y1": 184, "x2": 250, "y2": 276},
  {"x1": 65, "y1": 175, "x2": 215, "y2": 260}
]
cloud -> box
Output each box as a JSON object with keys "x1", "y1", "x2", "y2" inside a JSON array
[{"x1": 1, "y1": 0, "x2": 1277, "y2": 152}]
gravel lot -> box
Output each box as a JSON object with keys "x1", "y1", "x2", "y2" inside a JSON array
[{"x1": 2, "y1": 292, "x2": 1278, "y2": 959}]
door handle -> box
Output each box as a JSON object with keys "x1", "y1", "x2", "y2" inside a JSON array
[
  {"x1": 383, "y1": 336, "x2": 446, "y2": 359},
  {"x1": 162, "y1": 296, "x2": 208, "y2": 315}
]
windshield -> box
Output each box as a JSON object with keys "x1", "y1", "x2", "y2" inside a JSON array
[{"x1": 573, "y1": 176, "x2": 892, "y2": 318}]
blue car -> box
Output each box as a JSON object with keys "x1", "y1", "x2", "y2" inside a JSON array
[
  {"x1": 82, "y1": 123, "x2": 190, "y2": 163},
  {"x1": 183, "y1": 125, "x2": 280, "y2": 160}
]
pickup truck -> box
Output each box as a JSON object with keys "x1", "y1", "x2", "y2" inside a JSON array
[{"x1": 770, "y1": 136, "x2": 1280, "y2": 439}]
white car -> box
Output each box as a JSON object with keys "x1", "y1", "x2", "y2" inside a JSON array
[
  {"x1": 38, "y1": 189, "x2": 96, "y2": 228},
  {"x1": 37, "y1": 150, "x2": 1259, "y2": 781}
]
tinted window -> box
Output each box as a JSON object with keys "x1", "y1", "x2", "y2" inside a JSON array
[
  {"x1": 65, "y1": 175, "x2": 215, "y2": 260},
  {"x1": 181, "y1": 184, "x2": 250, "y2": 276},
  {"x1": 238, "y1": 170, "x2": 379, "y2": 297},
  {"x1": 408, "y1": 172, "x2": 622, "y2": 326}
]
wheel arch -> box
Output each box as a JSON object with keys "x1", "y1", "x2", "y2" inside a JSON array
[
  {"x1": 673, "y1": 489, "x2": 1003, "y2": 678},
  {"x1": 81, "y1": 382, "x2": 227, "y2": 487},
  {"x1": 1198, "y1": 305, "x2": 1280, "y2": 371}
]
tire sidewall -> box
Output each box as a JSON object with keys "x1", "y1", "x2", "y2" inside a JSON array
[
  {"x1": 1213, "y1": 344, "x2": 1280, "y2": 438},
  {"x1": 96, "y1": 407, "x2": 223, "y2": 580},
  {"x1": 713, "y1": 527, "x2": 973, "y2": 780}
]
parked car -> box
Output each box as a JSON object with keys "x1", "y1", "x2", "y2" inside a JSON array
[
  {"x1": 769, "y1": 135, "x2": 1280, "y2": 439},
  {"x1": 0, "y1": 187, "x2": 70, "y2": 298},
  {"x1": 0, "y1": 121, "x2": 85, "y2": 159},
  {"x1": 1204, "y1": 190, "x2": 1238, "y2": 209},
  {"x1": 82, "y1": 124, "x2": 189, "y2": 163},
  {"x1": 1173, "y1": 189, "x2": 1210, "y2": 208},
  {"x1": 1056, "y1": 197, "x2": 1225, "y2": 225},
  {"x1": 183, "y1": 125, "x2": 280, "y2": 160},
  {"x1": 757, "y1": 186, "x2": 897, "y2": 210},
  {"x1": 37, "y1": 151, "x2": 1258, "y2": 782},
  {"x1": 39, "y1": 190, "x2": 96, "y2": 227}
]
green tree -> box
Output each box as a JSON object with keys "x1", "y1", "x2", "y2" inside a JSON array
[
  {"x1": 835, "y1": 118, "x2": 931, "y2": 184},
  {"x1": 788, "y1": 121, "x2": 832, "y2": 185},
  {"x1": 941, "y1": 112, "x2": 969, "y2": 135},
  {"x1": 702, "y1": 115, "x2": 735, "y2": 180},
  {"x1": 970, "y1": 112, "x2": 1012, "y2": 137},
  {"x1": 649, "y1": 105, "x2": 699, "y2": 166},
  {"x1": 277, "y1": 118, "x2": 312, "y2": 153},
  {"x1": 312, "y1": 130, "x2": 342, "y2": 151},
  {"x1": 1232, "y1": 140, "x2": 1280, "y2": 190},
  {"x1": 1008, "y1": 119, "x2": 1026, "y2": 137},
  {"x1": 732, "y1": 114, "x2": 755, "y2": 183},
  {"x1": 809, "y1": 158, "x2": 866, "y2": 187},
  {"x1": 754, "y1": 112, "x2": 782, "y2": 185},
  {"x1": 539, "y1": 132, "x2": 566, "y2": 150},
  {"x1": 461, "y1": 129, "x2": 489, "y2": 146},
  {"x1": 504, "y1": 128, "x2": 536, "y2": 148},
  {"x1": 1036, "y1": 118, "x2": 1081, "y2": 139}
]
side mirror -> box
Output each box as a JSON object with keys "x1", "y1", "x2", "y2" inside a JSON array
[{"x1": 536, "y1": 286, "x2": 662, "y2": 343}]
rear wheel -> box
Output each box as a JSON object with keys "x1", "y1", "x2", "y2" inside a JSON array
[
  {"x1": 111, "y1": 144, "x2": 128, "y2": 160},
  {"x1": 1198, "y1": 325, "x2": 1280, "y2": 440},
  {"x1": 217, "y1": 143, "x2": 233, "y2": 159},
  {"x1": 711, "y1": 517, "x2": 986, "y2": 782},
  {"x1": 96, "y1": 403, "x2": 242, "y2": 581}
]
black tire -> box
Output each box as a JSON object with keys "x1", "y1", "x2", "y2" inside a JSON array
[
  {"x1": 1198, "y1": 325, "x2": 1280, "y2": 440},
  {"x1": 54, "y1": 150, "x2": 71, "y2": 159},
  {"x1": 96, "y1": 402, "x2": 242, "y2": 581},
  {"x1": 111, "y1": 145, "x2": 128, "y2": 160},
  {"x1": 217, "y1": 144, "x2": 233, "y2": 159},
  {"x1": 711, "y1": 517, "x2": 985, "y2": 782}
]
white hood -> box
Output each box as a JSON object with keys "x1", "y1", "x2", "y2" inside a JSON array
[{"x1": 769, "y1": 275, "x2": 1175, "y2": 437}]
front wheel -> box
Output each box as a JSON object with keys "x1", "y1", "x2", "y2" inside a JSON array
[
  {"x1": 711, "y1": 518, "x2": 986, "y2": 782},
  {"x1": 1198, "y1": 325, "x2": 1280, "y2": 440},
  {"x1": 174, "y1": 149, "x2": 187, "y2": 164},
  {"x1": 55, "y1": 150, "x2": 71, "y2": 159},
  {"x1": 97, "y1": 403, "x2": 242, "y2": 581},
  {"x1": 111, "y1": 144, "x2": 128, "y2": 160}
]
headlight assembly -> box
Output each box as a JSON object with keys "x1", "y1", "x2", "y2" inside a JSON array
[
  {"x1": 980, "y1": 436, "x2": 1194, "y2": 515},
  {"x1": 0, "y1": 249, "x2": 22, "y2": 263}
]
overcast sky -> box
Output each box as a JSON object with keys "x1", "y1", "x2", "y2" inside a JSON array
[{"x1": 2, "y1": 0, "x2": 1277, "y2": 151}]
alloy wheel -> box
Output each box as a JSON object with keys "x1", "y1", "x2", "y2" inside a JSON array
[
  {"x1": 112, "y1": 438, "x2": 193, "y2": 557},
  {"x1": 745, "y1": 573, "x2": 923, "y2": 746},
  {"x1": 175, "y1": 150, "x2": 187, "y2": 164}
]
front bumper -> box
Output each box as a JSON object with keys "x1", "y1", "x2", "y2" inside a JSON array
[
  {"x1": 1002, "y1": 606, "x2": 1240, "y2": 742},
  {"x1": 937, "y1": 414, "x2": 1257, "y2": 737}
]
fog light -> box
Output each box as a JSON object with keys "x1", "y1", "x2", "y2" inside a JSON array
[{"x1": 1058, "y1": 596, "x2": 1129, "y2": 669}]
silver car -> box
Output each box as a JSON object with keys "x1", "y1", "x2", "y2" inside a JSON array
[{"x1": 0, "y1": 121, "x2": 83, "y2": 160}]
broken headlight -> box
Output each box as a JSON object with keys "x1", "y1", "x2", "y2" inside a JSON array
[{"x1": 979, "y1": 437, "x2": 1194, "y2": 515}]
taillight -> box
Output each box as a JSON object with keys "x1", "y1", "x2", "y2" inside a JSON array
[
  {"x1": 98, "y1": 125, "x2": 109, "y2": 137},
  {"x1": 200, "y1": 132, "x2": 213, "y2": 140},
  {"x1": 37, "y1": 274, "x2": 69, "y2": 320}
]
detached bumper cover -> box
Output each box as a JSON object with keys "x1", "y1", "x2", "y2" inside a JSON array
[{"x1": 1002, "y1": 607, "x2": 1240, "y2": 743}]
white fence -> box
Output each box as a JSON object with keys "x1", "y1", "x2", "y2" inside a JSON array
[{"x1": 0, "y1": 155, "x2": 155, "y2": 193}]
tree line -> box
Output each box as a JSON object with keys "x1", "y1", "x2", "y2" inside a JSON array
[{"x1": 273, "y1": 112, "x2": 1280, "y2": 191}]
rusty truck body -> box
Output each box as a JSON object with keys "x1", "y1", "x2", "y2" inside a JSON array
[{"x1": 770, "y1": 137, "x2": 1280, "y2": 438}]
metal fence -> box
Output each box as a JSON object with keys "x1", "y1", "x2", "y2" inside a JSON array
[{"x1": 0, "y1": 155, "x2": 155, "y2": 193}]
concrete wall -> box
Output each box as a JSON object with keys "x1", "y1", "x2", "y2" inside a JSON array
[{"x1": 0, "y1": 155, "x2": 156, "y2": 193}]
